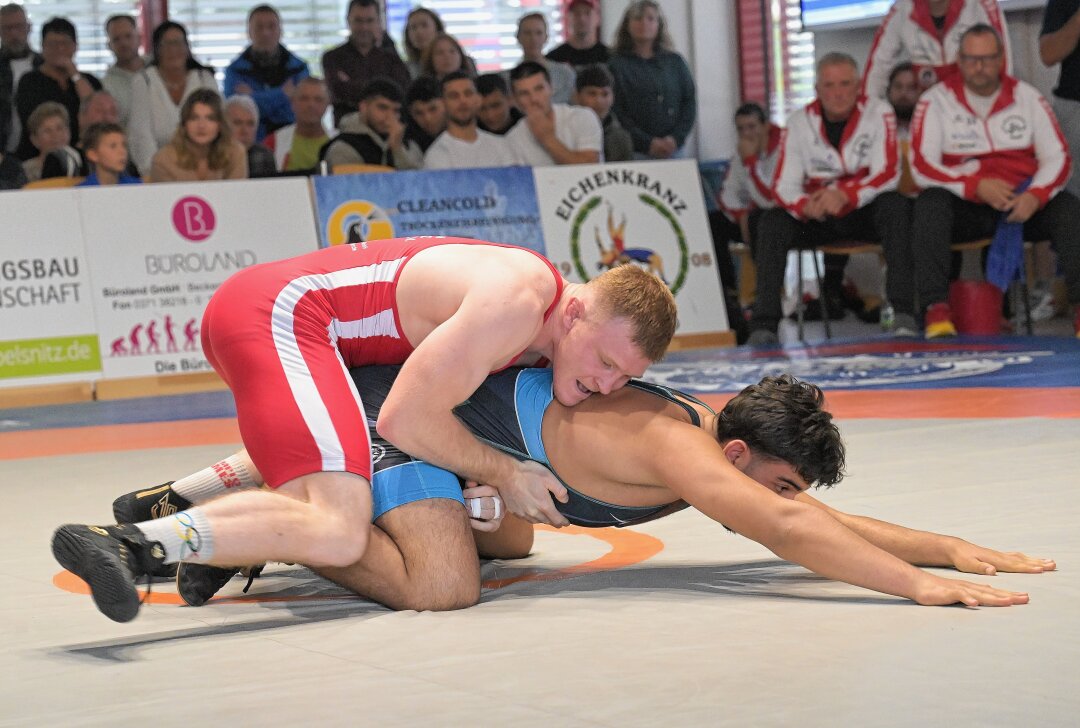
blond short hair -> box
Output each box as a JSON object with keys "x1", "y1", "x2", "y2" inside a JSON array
[{"x1": 588, "y1": 265, "x2": 677, "y2": 361}]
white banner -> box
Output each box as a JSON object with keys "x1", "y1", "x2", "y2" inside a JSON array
[
  {"x1": 0, "y1": 190, "x2": 101, "y2": 387},
  {"x1": 534, "y1": 160, "x2": 728, "y2": 335},
  {"x1": 79, "y1": 178, "x2": 319, "y2": 379}
]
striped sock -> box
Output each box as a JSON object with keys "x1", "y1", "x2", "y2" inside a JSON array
[
  {"x1": 135, "y1": 508, "x2": 215, "y2": 564},
  {"x1": 171, "y1": 454, "x2": 257, "y2": 503}
]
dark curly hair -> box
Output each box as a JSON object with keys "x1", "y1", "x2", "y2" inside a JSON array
[{"x1": 715, "y1": 374, "x2": 845, "y2": 488}]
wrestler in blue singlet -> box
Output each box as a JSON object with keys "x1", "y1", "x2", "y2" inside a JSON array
[{"x1": 353, "y1": 366, "x2": 695, "y2": 527}]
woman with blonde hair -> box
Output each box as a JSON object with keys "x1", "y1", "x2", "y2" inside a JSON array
[
  {"x1": 22, "y1": 101, "x2": 73, "y2": 182},
  {"x1": 608, "y1": 0, "x2": 697, "y2": 159},
  {"x1": 149, "y1": 88, "x2": 247, "y2": 182}
]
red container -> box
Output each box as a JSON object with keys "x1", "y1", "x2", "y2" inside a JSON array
[{"x1": 948, "y1": 280, "x2": 1003, "y2": 335}]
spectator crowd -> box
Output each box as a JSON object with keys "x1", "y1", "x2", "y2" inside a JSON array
[{"x1": 0, "y1": 0, "x2": 1077, "y2": 338}]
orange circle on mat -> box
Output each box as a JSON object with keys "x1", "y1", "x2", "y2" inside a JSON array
[{"x1": 51, "y1": 525, "x2": 665, "y2": 605}]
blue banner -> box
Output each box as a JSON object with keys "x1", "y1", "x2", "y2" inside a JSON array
[{"x1": 311, "y1": 166, "x2": 545, "y2": 252}]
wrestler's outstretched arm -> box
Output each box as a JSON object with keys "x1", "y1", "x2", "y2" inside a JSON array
[
  {"x1": 634, "y1": 418, "x2": 1030, "y2": 608},
  {"x1": 793, "y1": 493, "x2": 1056, "y2": 576}
]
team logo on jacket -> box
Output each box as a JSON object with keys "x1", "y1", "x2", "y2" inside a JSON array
[
  {"x1": 1001, "y1": 116, "x2": 1027, "y2": 140},
  {"x1": 852, "y1": 134, "x2": 872, "y2": 166}
]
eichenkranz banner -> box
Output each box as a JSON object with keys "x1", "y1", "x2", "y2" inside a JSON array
[
  {"x1": 534, "y1": 160, "x2": 729, "y2": 335},
  {"x1": 78, "y1": 178, "x2": 319, "y2": 379},
  {"x1": 0, "y1": 189, "x2": 101, "y2": 387},
  {"x1": 312, "y1": 166, "x2": 545, "y2": 252}
]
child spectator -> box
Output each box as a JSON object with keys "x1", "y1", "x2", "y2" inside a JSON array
[{"x1": 77, "y1": 122, "x2": 140, "y2": 185}]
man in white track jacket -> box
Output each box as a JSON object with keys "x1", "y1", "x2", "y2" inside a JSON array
[
  {"x1": 747, "y1": 53, "x2": 916, "y2": 345},
  {"x1": 910, "y1": 23, "x2": 1080, "y2": 338},
  {"x1": 863, "y1": 0, "x2": 1011, "y2": 101}
]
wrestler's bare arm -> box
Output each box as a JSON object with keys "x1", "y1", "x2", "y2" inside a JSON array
[
  {"x1": 795, "y1": 493, "x2": 1056, "y2": 575},
  {"x1": 377, "y1": 269, "x2": 569, "y2": 526},
  {"x1": 595, "y1": 415, "x2": 1029, "y2": 607}
]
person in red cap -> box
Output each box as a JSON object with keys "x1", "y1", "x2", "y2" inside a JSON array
[{"x1": 547, "y1": 0, "x2": 609, "y2": 69}]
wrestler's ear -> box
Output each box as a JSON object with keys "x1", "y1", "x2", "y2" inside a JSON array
[
  {"x1": 721, "y1": 440, "x2": 750, "y2": 471},
  {"x1": 562, "y1": 296, "x2": 584, "y2": 330}
]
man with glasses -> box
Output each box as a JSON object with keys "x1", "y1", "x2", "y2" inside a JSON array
[
  {"x1": 910, "y1": 23, "x2": 1080, "y2": 338},
  {"x1": 0, "y1": 3, "x2": 42, "y2": 154},
  {"x1": 862, "y1": 0, "x2": 1011, "y2": 101}
]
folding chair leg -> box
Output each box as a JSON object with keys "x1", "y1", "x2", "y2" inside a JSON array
[
  {"x1": 811, "y1": 250, "x2": 832, "y2": 340},
  {"x1": 1021, "y1": 280, "x2": 1033, "y2": 335},
  {"x1": 796, "y1": 251, "x2": 805, "y2": 342}
]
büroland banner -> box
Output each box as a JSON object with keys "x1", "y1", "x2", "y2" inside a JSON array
[{"x1": 78, "y1": 178, "x2": 318, "y2": 379}]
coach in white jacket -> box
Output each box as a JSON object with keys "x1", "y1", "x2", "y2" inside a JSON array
[
  {"x1": 911, "y1": 23, "x2": 1080, "y2": 337},
  {"x1": 747, "y1": 53, "x2": 915, "y2": 345},
  {"x1": 863, "y1": 0, "x2": 1011, "y2": 100}
]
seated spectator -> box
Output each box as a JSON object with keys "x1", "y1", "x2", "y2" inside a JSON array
[
  {"x1": 419, "y1": 33, "x2": 475, "y2": 81},
  {"x1": 224, "y1": 94, "x2": 277, "y2": 178},
  {"x1": 77, "y1": 122, "x2": 140, "y2": 186},
  {"x1": 101, "y1": 14, "x2": 145, "y2": 128},
  {"x1": 513, "y1": 14, "x2": 575, "y2": 105},
  {"x1": 40, "y1": 90, "x2": 136, "y2": 179},
  {"x1": 403, "y1": 7, "x2": 444, "y2": 79},
  {"x1": 886, "y1": 62, "x2": 922, "y2": 197},
  {"x1": 910, "y1": 24, "x2": 1080, "y2": 338},
  {"x1": 265, "y1": 77, "x2": 331, "y2": 173},
  {"x1": 149, "y1": 88, "x2": 247, "y2": 182},
  {"x1": 476, "y1": 73, "x2": 521, "y2": 136},
  {"x1": 14, "y1": 17, "x2": 101, "y2": 159},
  {"x1": 716, "y1": 102, "x2": 780, "y2": 251},
  {"x1": 506, "y1": 61, "x2": 602, "y2": 166},
  {"x1": 747, "y1": 53, "x2": 914, "y2": 345},
  {"x1": 128, "y1": 21, "x2": 218, "y2": 176},
  {"x1": 322, "y1": 0, "x2": 409, "y2": 125},
  {"x1": 0, "y1": 148, "x2": 26, "y2": 189},
  {"x1": 608, "y1": 1, "x2": 696, "y2": 159},
  {"x1": 424, "y1": 71, "x2": 512, "y2": 170},
  {"x1": 224, "y1": 5, "x2": 309, "y2": 141},
  {"x1": 403, "y1": 75, "x2": 445, "y2": 152},
  {"x1": 547, "y1": 0, "x2": 609, "y2": 69},
  {"x1": 22, "y1": 100, "x2": 70, "y2": 181},
  {"x1": 321, "y1": 78, "x2": 421, "y2": 170},
  {"x1": 573, "y1": 64, "x2": 631, "y2": 162}
]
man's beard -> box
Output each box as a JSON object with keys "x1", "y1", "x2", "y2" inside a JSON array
[{"x1": 893, "y1": 104, "x2": 914, "y2": 123}]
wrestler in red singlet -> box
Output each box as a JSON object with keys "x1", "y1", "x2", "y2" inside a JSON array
[{"x1": 200, "y1": 237, "x2": 563, "y2": 489}]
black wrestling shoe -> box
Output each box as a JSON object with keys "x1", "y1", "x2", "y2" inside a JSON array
[
  {"x1": 51, "y1": 523, "x2": 166, "y2": 623},
  {"x1": 111, "y1": 482, "x2": 191, "y2": 579},
  {"x1": 176, "y1": 563, "x2": 265, "y2": 606},
  {"x1": 112, "y1": 481, "x2": 192, "y2": 523}
]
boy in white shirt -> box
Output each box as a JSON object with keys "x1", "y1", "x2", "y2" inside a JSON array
[{"x1": 505, "y1": 60, "x2": 602, "y2": 167}]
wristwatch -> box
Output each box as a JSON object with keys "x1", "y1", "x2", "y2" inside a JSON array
[{"x1": 70, "y1": 73, "x2": 83, "y2": 83}]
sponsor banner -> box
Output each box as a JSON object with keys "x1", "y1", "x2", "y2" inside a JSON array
[
  {"x1": 534, "y1": 160, "x2": 729, "y2": 335},
  {"x1": 0, "y1": 190, "x2": 101, "y2": 386},
  {"x1": 79, "y1": 179, "x2": 318, "y2": 379},
  {"x1": 312, "y1": 166, "x2": 545, "y2": 252}
]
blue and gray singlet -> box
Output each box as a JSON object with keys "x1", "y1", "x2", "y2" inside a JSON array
[{"x1": 352, "y1": 366, "x2": 699, "y2": 527}]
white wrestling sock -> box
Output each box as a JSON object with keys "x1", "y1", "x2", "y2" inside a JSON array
[
  {"x1": 135, "y1": 508, "x2": 216, "y2": 564},
  {"x1": 172, "y1": 454, "x2": 257, "y2": 503}
]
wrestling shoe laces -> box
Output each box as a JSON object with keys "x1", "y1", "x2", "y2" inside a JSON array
[
  {"x1": 51, "y1": 523, "x2": 166, "y2": 623},
  {"x1": 177, "y1": 563, "x2": 265, "y2": 606}
]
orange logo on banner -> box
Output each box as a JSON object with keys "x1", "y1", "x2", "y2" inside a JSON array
[{"x1": 52, "y1": 525, "x2": 665, "y2": 605}]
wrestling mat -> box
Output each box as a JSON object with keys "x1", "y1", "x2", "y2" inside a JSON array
[{"x1": 1, "y1": 335, "x2": 1077, "y2": 726}]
